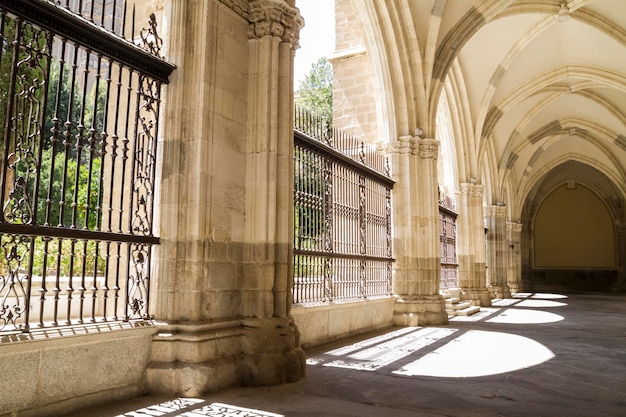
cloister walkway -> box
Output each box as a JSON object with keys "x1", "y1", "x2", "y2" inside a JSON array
[{"x1": 66, "y1": 293, "x2": 626, "y2": 417}]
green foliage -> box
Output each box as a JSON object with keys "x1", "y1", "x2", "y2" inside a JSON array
[
  {"x1": 296, "y1": 56, "x2": 333, "y2": 123},
  {"x1": 9, "y1": 145, "x2": 101, "y2": 228},
  {"x1": 293, "y1": 58, "x2": 333, "y2": 254},
  {"x1": 0, "y1": 17, "x2": 50, "y2": 152}
]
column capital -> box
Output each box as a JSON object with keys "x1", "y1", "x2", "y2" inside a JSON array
[
  {"x1": 247, "y1": 0, "x2": 303, "y2": 48},
  {"x1": 384, "y1": 136, "x2": 439, "y2": 159},
  {"x1": 507, "y1": 221, "x2": 523, "y2": 233},
  {"x1": 485, "y1": 204, "x2": 507, "y2": 217},
  {"x1": 384, "y1": 135, "x2": 418, "y2": 155},
  {"x1": 417, "y1": 138, "x2": 439, "y2": 160},
  {"x1": 459, "y1": 182, "x2": 484, "y2": 199}
]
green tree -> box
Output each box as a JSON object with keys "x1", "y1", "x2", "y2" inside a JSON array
[{"x1": 296, "y1": 56, "x2": 333, "y2": 123}]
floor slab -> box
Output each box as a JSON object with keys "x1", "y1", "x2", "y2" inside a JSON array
[{"x1": 64, "y1": 293, "x2": 626, "y2": 417}]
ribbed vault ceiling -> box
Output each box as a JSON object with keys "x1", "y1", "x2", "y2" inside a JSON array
[{"x1": 355, "y1": 0, "x2": 626, "y2": 218}]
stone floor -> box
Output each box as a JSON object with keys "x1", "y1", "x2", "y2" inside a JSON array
[{"x1": 66, "y1": 292, "x2": 626, "y2": 417}]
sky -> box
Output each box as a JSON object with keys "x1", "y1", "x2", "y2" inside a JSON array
[{"x1": 293, "y1": 0, "x2": 335, "y2": 90}]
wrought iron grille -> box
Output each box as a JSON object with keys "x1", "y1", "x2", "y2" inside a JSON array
[
  {"x1": 439, "y1": 196, "x2": 458, "y2": 289},
  {"x1": 293, "y1": 106, "x2": 394, "y2": 304},
  {"x1": 0, "y1": 0, "x2": 174, "y2": 334}
]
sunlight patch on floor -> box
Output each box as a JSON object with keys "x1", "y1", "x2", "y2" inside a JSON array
[
  {"x1": 450, "y1": 307, "x2": 500, "y2": 322},
  {"x1": 393, "y1": 330, "x2": 555, "y2": 378},
  {"x1": 492, "y1": 298, "x2": 522, "y2": 307},
  {"x1": 531, "y1": 293, "x2": 568, "y2": 299},
  {"x1": 322, "y1": 327, "x2": 458, "y2": 371},
  {"x1": 516, "y1": 299, "x2": 568, "y2": 308},
  {"x1": 487, "y1": 308, "x2": 564, "y2": 324}
]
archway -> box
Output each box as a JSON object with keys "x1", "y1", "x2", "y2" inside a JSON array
[{"x1": 521, "y1": 161, "x2": 623, "y2": 292}]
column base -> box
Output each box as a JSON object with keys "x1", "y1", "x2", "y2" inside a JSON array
[
  {"x1": 507, "y1": 282, "x2": 522, "y2": 294},
  {"x1": 488, "y1": 284, "x2": 512, "y2": 299},
  {"x1": 460, "y1": 288, "x2": 492, "y2": 306},
  {"x1": 146, "y1": 317, "x2": 306, "y2": 396},
  {"x1": 393, "y1": 294, "x2": 449, "y2": 326}
]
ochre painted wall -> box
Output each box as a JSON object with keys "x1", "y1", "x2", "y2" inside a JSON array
[{"x1": 534, "y1": 184, "x2": 615, "y2": 268}]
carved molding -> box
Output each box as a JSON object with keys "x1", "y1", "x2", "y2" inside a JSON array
[
  {"x1": 485, "y1": 204, "x2": 507, "y2": 217},
  {"x1": 418, "y1": 138, "x2": 439, "y2": 160},
  {"x1": 459, "y1": 183, "x2": 484, "y2": 199},
  {"x1": 247, "y1": 0, "x2": 303, "y2": 48},
  {"x1": 508, "y1": 221, "x2": 523, "y2": 233},
  {"x1": 384, "y1": 135, "x2": 415, "y2": 155},
  {"x1": 386, "y1": 136, "x2": 440, "y2": 158},
  {"x1": 218, "y1": 0, "x2": 250, "y2": 19}
]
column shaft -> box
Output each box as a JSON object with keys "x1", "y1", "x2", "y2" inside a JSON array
[
  {"x1": 507, "y1": 222, "x2": 522, "y2": 293},
  {"x1": 456, "y1": 183, "x2": 491, "y2": 306},
  {"x1": 485, "y1": 205, "x2": 511, "y2": 298},
  {"x1": 387, "y1": 136, "x2": 447, "y2": 326}
]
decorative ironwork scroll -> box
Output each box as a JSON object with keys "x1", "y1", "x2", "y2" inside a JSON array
[{"x1": 0, "y1": 1, "x2": 173, "y2": 334}]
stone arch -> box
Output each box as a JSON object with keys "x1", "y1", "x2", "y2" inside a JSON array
[{"x1": 520, "y1": 160, "x2": 625, "y2": 291}]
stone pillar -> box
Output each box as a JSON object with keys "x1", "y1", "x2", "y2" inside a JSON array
[
  {"x1": 146, "y1": 0, "x2": 304, "y2": 396},
  {"x1": 520, "y1": 226, "x2": 534, "y2": 290},
  {"x1": 241, "y1": 0, "x2": 305, "y2": 386},
  {"x1": 386, "y1": 136, "x2": 448, "y2": 326},
  {"x1": 485, "y1": 205, "x2": 511, "y2": 298},
  {"x1": 507, "y1": 222, "x2": 523, "y2": 293},
  {"x1": 456, "y1": 183, "x2": 491, "y2": 306}
]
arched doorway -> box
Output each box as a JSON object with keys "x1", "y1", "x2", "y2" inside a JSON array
[{"x1": 522, "y1": 161, "x2": 623, "y2": 292}]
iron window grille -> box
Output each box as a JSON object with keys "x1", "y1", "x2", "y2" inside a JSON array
[
  {"x1": 293, "y1": 106, "x2": 394, "y2": 304},
  {"x1": 0, "y1": 0, "x2": 174, "y2": 335}
]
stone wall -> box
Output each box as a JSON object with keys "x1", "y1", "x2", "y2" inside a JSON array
[
  {"x1": 331, "y1": 0, "x2": 379, "y2": 144},
  {"x1": 0, "y1": 325, "x2": 155, "y2": 417},
  {"x1": 528, "y1": 269, "x2": 619, "y2": 292},
  {"x1": 292, "y1": 297, "x2": 395, "y2": 349}
]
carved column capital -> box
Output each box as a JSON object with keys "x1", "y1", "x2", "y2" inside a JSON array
[
  {"x1": 507, "y1": 221, "x2": 523, "y2": 233},
  {"x1": 384, "y1": 136, "x2": 440, "y2": 159},
  {"x1": 384, "y1": 135, "x2": 416, "y2": 155},
  {"x1": 485, "y1": 204, "x2": 507, "y2": 217},
  {"x1": 248, "y1": 0, "x2": 304, "y2": 48},
  {"x1": 417, "y1": 138, "x2": 439, "y2": 160},
  {"x1": 459, "y1": 183, "x2": 484, "y2": 199}
]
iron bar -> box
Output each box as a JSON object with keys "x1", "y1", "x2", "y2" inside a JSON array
[
  {"x1": 0, "y1": 0, "x2": 175, "y2": 83},
  {"x1": 294, "y1": 107, "x2": 394, "y2": 304},
  {"x1": 0, "y1": 3, "x2": 169, "y2": 334}
]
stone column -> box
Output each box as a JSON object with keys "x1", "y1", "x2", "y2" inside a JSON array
[
  {"x1": 386, "y1": 136, "x2": 448, "y2": 326},
  {"x1": 520, "y1": 225, "x2": 534, "y2": 290},
  {"x1": 507, "y1": 222, "x2": 523, "y2": 293},
  {"x1": 146, "y1": 0, "x2": 304, "y2": 396},
  {"x1": 456, "y1": 183, "x2": 491, "y2": 306},
  {"x1": 241, "y1": 0, "x2": 305, "y2": 386},
  {"x1": 485, "y1": 205, "x2": 511, "y2": 298}
]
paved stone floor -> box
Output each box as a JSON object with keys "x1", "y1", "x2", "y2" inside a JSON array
[{"x1": 66, "y1": 292, "x2": 626, "y2": 417}]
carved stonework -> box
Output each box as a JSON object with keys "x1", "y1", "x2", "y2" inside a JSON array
[
  {"x1": 485, "y1": 204, "x2": 507, "y2": 218},
  {"x1": 248, "y1": 0, "x2": 304, "y2": 48},
  {"x1": 218, "y1": 0, "x2": 250, "y2": 19},
  {"x1": 508, "y1": 221, "x2": 523, "y2": 234},
  {"x1": 459, "y1": 183, "x2": 484, "y2": 199},
  {"x1": 418, "y1": 138, "x2": 439, "y2": 160},
  {"x1": 385, "y1": 136, "x2": 413, "y2": 155}
]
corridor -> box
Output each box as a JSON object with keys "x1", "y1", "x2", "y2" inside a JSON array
[{"x1": 66, "y1": 292, "x2": 626, "y2": 417}]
